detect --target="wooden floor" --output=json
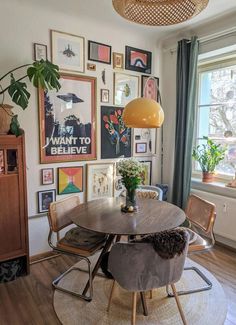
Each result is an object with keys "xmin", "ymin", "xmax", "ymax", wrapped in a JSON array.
[{"xmin": 0, "ymin": 245, "xmax": 235, "ymax": 325}]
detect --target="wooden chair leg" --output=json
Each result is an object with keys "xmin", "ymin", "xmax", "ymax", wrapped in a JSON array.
[
  {"xmin": 171, "ymin": 284, "xmax": 187, "ymax": 325},
  {"xmin": 107, "ymin": 280, "xmax": 116, "ymax": 312},
  {"xmin": 149, "ymin": 290, "xmax": 153, "ymax": 299},
  {"xmin": 132, "ymin": 292, "xmax": 137, "ymax": 325}
]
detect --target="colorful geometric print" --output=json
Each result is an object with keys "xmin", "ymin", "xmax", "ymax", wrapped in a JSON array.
[
  {"xmin": 130, "ymin": 51, "xmax": 147, "ymax": 68},
  {"xmin": 58, "ymin": 167, "xmax": 83, "ymax": 194}
]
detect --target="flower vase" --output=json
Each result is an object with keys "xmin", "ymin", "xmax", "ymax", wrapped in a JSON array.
[{"xmin": 126, "ymin": 188, "xmax": 137, "ymax": 208}]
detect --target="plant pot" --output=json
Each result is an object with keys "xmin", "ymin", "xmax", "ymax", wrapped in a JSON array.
[
  {"xmin": 202, "ymin": 172, "xmax": 214, "ymax": 183},
  {"xmin": 0, "ymin": 104, "xmax": 13, "ymax": 134}
]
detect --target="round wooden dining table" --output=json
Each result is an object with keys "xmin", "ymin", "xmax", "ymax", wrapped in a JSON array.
[{"xmin": 68, "ymin": 197, "xmax": 186, "ymax": 298}]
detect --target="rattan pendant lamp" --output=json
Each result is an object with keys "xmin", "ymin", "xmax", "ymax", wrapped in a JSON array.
[{"xmin": 112, "ymin": 0, "xmax": 209, "ymax": 26}]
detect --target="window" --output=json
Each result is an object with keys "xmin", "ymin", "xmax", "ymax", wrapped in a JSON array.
[{"xmin": 194, "ymin": 56, "xmax": 236, "ymax": 177}]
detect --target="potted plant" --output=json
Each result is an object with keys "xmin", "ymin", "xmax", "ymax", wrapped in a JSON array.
[
  {"xmin": 192, "ymin": 136, "xmax": 226, "ymax": 182},
  {"xmin": 0, "ymin": 59, "xmax": 60, "ymax": 136}
]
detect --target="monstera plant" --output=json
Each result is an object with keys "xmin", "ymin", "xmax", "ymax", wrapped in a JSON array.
[{"xmin": 0, "ymin": 59, "xmax": 60, "ymax": 136}]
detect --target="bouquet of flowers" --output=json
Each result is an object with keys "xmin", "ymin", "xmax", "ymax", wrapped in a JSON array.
[{"xmin": 117, "ymin": 158, "xmax": 144, "ymax": 210}]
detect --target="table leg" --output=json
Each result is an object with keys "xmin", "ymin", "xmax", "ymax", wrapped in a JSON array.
[
  {"xmin": 82, "ymin": 234, "xmax": 115, "ymax": 297},
  {"xmin": 140, "ymin": 292, "xmax": 148, "ymax": 316}
]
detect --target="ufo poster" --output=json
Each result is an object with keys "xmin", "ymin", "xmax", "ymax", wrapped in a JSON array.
[{"xmin": 39, "ymin": 74, "xmax": 97, "ymax": 163}]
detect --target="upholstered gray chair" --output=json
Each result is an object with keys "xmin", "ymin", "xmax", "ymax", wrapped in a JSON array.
[
  {"xmin": 107, "ymin": 234, "xmax": 189, "ymax": 325},
  {"xmin": 137, "ymin": 185, "xmax": 163, "ymax": 201}
]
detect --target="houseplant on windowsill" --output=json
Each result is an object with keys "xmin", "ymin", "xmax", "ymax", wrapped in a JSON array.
[
  {"xmin": 0, "ymin": 59, "xmax": 60, "ymax": 136},
  {"xmin": 117, "ymin": 158, "xmax": 144, "ymax": 211},
  {"xmin": 192, "ymin": 136, "xmax": 226, "ymax": 183}
]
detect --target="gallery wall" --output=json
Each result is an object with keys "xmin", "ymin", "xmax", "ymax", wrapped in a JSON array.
[{"xmin": 0, "ymin": 0, "xmax": 162, "ymax": 255}]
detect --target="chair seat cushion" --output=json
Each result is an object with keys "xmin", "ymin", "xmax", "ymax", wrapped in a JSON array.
[
  {"xmin": 136, "ymin": 189, "xmax": 158, "ymax": 200},
  {"xmin": 59, "ymin": 227, "xmax": 106, "ymax": 251}
]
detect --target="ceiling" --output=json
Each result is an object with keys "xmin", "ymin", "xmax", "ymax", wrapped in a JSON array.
[{"xmin": 25, "ymin": 0, "xmax": 236, "ymax": 40}]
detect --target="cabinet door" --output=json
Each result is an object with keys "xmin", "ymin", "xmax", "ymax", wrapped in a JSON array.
[{"xmin": 0, "ymin": 174, "xmax": 26, "ymax": 260}]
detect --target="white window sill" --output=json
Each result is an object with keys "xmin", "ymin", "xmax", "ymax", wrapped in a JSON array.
[{"xmin": 191, "ymin": 177, "xmax": 236, "ymax": 199}]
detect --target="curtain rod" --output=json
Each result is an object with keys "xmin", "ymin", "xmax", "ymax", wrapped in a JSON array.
[{"xmin": 164, "ymin": 27, "xmax": 236, "ymax": 54}]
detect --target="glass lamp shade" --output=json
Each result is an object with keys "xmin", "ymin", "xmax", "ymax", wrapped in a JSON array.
[{"xmin": 122, "ymin": 97, "xmax": 164, "ymax": 128}]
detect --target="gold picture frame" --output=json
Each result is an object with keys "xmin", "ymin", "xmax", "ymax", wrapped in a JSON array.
[{"xmin": 113, "ymin": 52, "xmax": 124, "ymax": 69}]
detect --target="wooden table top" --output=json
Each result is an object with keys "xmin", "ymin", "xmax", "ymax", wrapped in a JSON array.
[{"xmin": 68, "ymin": 197, "xmax": 186, "ymax": 236}]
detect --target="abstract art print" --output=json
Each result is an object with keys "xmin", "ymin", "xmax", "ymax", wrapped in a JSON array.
[
  {"xmin": 114, "ymin": 72, "xmax": 139, "ymax": 106},
  {"xmin": 101, "ymin": 106, "xmax": 131, "ymax": 159},
  {"xmin": 88, "ymin": 41, "xmax": 111, "ymax": 64},
  {"xmin": 51, "ymin": 30, "xmax": 85, "ymax": 73},
  {"xmin": 38, "ymin": 189, "xmax": 56, "ymax": 213},
  {"xmin": 133, "ymin": 128, "xmax": 156, "ymax": 156},
  {"xmin": 39, "ymin": 73, "xmax": 96, "ymax": 163},
  {"xmin": 141, "ymin": 75, "xmax": 160, "ymax": 101},
  {"xmin": 58, "ymin": 166, "xmax": 83, "ymax": 195},
  {"xmin": 125, "ymin": 46, "xmax": 152, "ymax": 74},
  {"xmin": 140, "ymin": 161, "xmax": 152, "ymax": 185},
  {"xmin": 87, "ymin": 163, "xmax": 114, "ymax": 201}
]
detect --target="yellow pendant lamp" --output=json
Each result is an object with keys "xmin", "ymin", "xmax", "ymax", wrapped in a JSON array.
[{"xmin": 122, "ymin": 77, "xmax": 164, "ymax": 128}]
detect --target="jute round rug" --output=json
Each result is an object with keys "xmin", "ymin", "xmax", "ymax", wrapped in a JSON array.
[{"xmin": 54, "ymin": 257, "xmax": 227, "ymax": 325}]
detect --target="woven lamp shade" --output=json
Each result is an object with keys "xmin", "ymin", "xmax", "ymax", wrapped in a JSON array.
[{"xmin": 112, "ymin": 0, "xmax": 209, "ymax": 26}]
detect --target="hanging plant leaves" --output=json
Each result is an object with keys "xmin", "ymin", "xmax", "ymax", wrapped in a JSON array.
[
  {"xmin": 10, "ymin": 115, "xmax": 22, "ymax": 137},
  {"xmin": 27, "ymin": 60, "xmax": 61, "ymax": 91},
  {"xmin": 8, "ymin": 74, "xmax": 30, "ymax": 110}
]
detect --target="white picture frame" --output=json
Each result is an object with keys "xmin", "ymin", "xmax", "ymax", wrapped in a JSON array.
[
  {"xmin": 87, "ymin": 163, "xmax": 115, "ymax": 201},
  {"xmin": 114, "ymin": 72, "xmax": 139, "ymax": 106},
  {"xmin": 133, "ymin": 128, "xmax": 156, "ymax": 156}
]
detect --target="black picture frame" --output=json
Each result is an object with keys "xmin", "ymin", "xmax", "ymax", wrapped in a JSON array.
[
  {"xmin": 41, "ymin": 168, "xmax": 54, "ymax": 185},
  {"xmin": 136, "ymin": 143, "xmax": 147, "ymax": 154},
  {"xmin": 141, "ymin": 75, "xmax": 160, "ymax": 100},
  {"xmin": 88, "ymin": 40, "xmax": 112, "ymax": 65},
  {"xmin": 125, "ymin": 46, "xmax": 152, "ymax": 74},
  {"xmin": 38, "ymin": 189, "xmax": 56, "ymax": 213},
  {"xmin": 101, "ymin": 105, "xmax": 131, "ymax": 159}
]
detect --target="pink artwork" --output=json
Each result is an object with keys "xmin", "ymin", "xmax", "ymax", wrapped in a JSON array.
[
  {"xmin": 130, "ymin": 51, "xmax": 147, "ymax": 68},
  {"xmin": 141, "ymin": 76, "xmax": 159, "ymax": 102}
]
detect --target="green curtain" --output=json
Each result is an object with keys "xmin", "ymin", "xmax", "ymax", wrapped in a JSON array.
[{"xmin": 172, "ymin": 36, "xmax": 199, "ymax": 209}]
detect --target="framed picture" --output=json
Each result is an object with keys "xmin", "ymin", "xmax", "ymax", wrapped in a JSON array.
[
  {"xmin": 39, "ymin": 73, "xmax": 97, "ymax": 163},
  {"xmin": 141, "ymin": 75, "xmax": 160, "ymax": 101},
  {"xmin": 0, "ymin": 150, "xmax": 4, "ymax": 174},
  {"xmin": 88, "ymin": 41, "xmax": 111, "ymax": 64},
  {"xmin": 113, "ymin": 52, "xmax": 124, "ymax": 69},
  {"xmin": 51, "ymin": 30, "xmax": 85, "ymax": 73},
  {"xmin": 136, "ymin": 142, "xmax": 147, "ymax": 154},
  {"xmin": 34, "ymin": 43, "xmax": 47, "ymax": 61},
  {"xmin": 114, "ymin": 72, "xmax": 139, "ymax": 106},
  {"xmin": 140, "ymin": 161, "xmax": 152, "ymax": 185},
  {"xmin": 125, "ymin": 46, "xmax": 152, "ymax": 74},
  {"xmin": 58, "ymin": 166, "xmax": 83, "ymax": 195},
  {"xmin": 114, "ymin": 176, "xmax": 126, "ymax": 197},
  {"xmin": 101, "ymin": 89, "xmax": 109, "ymax": 103},
  {"xmin": 87, "ymin": 63, "xmax": 96, "ymax": 71},
  {"xmin": 87, "ymin": 163, "xmax": 115, "ymax": 201},
  {"xmin": 38, "ymin": 189, "xmax": 56, "ymax": 213},
  {"xmin": 41, "ymin": 168, "xmax": 54, "ymax": 185},
  {"xmin": 101, "ymin": 105, "xmax": 131, "ymax": 159},
  {"xmin": 133, "ymin": 128, "xmax": 156, "ymax": 156}
]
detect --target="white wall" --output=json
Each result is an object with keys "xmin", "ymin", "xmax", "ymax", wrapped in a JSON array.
[{"xmin": 0, "ymin": 0, "xmax": 161, "ymax": 255}]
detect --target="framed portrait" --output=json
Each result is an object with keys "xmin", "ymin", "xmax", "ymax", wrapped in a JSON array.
[
  {"xmin": 136, "ymin": 142, "xmax": 147, "ymax": 154},
  {"xmin": 88, "ymin": 41, "xmax": 111, "ymax": 64},
  {"xmin": 101, "ymin": 89, "xmax": 109, "ymax": 103},
  {"xmin": 140, "ymin": 161, "xmax": 152, "ymax": 185},
  {"xmin": 87, "ymin": 163, "xmax": 115, "ymax": 201},
  {"xmin": 101, "ymin": 105, "xmax": 131, "ymax": 159},
  {"xmin": 39, "ymin": 73, "xmax": 97, "ymax": 163},
  {"xmin": 113, "ymin": 52, "xmax": 124, "ymax": 69},
  {"xmin": 51, "ymin": 30, "xmax": 85, "ymax": 73},
  {"xmin": 0, "ymin": 150, "xmax": 4, "ymax": 174},
  {"xmin": 114, "ymin": 72, "xmax": 139, "ymax": 106},
  {"xmin": 141, "ymin": 75, "xmax": 160, "ymax": 101},
  {"xmin": 38, "ymin": 189, "xmax": 56, "ymax": 213},
  {"xmin": 58, "ymin": 166, "xmax": 83, "ymax": 195},
  {"xmin": 125, "ymin": 46, "xmax": 152, "ymax": 74},
  {"xmin": 34, "ymin": 43, "xmax": 47, "ymax": 61},
  {"xmin": 114, "ymin": 176, "xmax": 126, "ymax": 197},
  {"xmin": 133, "ymin": 128, "xmax": 156, "ymax": 156},
  {"xmin": 41, "ymin": 168, "xmax": 54, "ymax": 185}
]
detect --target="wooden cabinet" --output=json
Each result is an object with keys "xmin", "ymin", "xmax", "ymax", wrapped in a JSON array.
[{"xmin": 0, "ymin": 133, "xmax": 29, "ymax": 280}]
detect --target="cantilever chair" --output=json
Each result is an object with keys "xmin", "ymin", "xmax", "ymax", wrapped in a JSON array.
[
  {"xmin": 107, "ymin": 234, "xmax": 189, "ymax": 325},
  {"xmin": 167, "ymin": 194, "xmax": 216, "ymax": 297},
  {"xmin": 47, "ymin": 195, "xmax": 106, "ymax": 301}
]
